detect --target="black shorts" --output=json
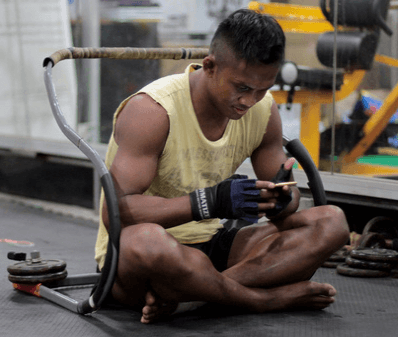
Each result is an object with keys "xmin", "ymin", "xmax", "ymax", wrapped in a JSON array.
[{"xmin": 184, "ymin": 219, "xmax": 251, "ymax": 272}]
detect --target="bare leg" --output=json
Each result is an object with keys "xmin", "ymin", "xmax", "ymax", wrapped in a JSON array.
[
  {"xmin": 111, "ymin": 216, "xmax": 347, "ymax": 324},
  {"xmin": 224, "ymin": 205, "xmax": 350, "ymax": 287},
  {"xmin": 114, "ymin": 223, "xmax": 294, "ymax": 320}
]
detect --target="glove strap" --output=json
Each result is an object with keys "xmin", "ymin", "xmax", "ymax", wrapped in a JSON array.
[{"xmin": 189, "ymin": 188, "xmax": 214, "ymax": 221}]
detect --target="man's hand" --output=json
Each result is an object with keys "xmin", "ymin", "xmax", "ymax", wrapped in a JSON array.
[
  {"xmin": 189, "ymin": 174, "xmax": 263, "ymax": 223},
  {"xmin": 189, "ymin": 158, "xmax": 296, "ymax": 223},
  {"xmin": 264, "ymin": 157, "xmax": 296, "ymax": 218}
]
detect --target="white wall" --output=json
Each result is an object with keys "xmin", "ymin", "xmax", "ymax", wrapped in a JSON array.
[{"xmin": 0, "ymin": 0, "xmax": 77, "ymax": 143}]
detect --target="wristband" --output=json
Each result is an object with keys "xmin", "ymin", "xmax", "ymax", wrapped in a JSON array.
[{"xmin": 189, "ymin": 188, "xmax": 216, "ymax": 220}]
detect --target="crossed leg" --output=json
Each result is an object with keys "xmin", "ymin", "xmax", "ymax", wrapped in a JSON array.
[
  {"xmin": 224, "ymin": 205, "xmax": 348, "ymax": 287},
  {"xmin": 112, "ymin": 205, "xmax": 349, "ymax": 323}
]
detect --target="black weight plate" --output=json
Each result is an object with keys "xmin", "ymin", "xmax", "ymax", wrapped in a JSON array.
[
  {"xmin": 336, "ymin": 263, "xmax": 390, "ymax": 278},
  {"xmin": 323, "ymin": 247, "xmax": 350, "ymax": 267},
  {"xmin": 362, "ymin": 216, "xmax": 398, "ymax": 239},
  {"xmin": 345, "ymin": 256, "xmax": 394, "ymax": 271},
  {"xmin": 327, "ymin": 248, "xmax": 349, "ymax": 262},
  {"xmin": 8, "ymin": 270, "xmax": 68, "ymax": 284},
  {"xmin": 322, "ymin": 261, "xmax": 341, "ymax": 268},
  {"xmin": 7, "ymin": 259, "xmax": 66, "ymax": 276},
  {"xmin": 390, "ymin": 269, "xmax": 398, "ymax": 278},
  {"xmin": 327, "ymin": 255, "xmax": 345, "ymax": 262},
  {"xmin": 350, "ymin": 248, "xmax": 398, "ymax": 262},
  {"xmin": 357, "ymin": 233, "xmax": 386, "ymax": 249}
]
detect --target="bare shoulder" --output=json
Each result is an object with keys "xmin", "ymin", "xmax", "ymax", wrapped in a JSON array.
[
  {"xmin": 114, "ymin": 93, "xmax": 169, "ymax": 157},
  {"xmin": 109, "ymin": 93, "xmax": 170, "ymax": 196},
  {"xmin": 264, "ymin": 101, "xmax": 283, "ymax": 144},
  {"xmin": 251, "ymin": 100, "xmax": 286, "ymax": 180}
]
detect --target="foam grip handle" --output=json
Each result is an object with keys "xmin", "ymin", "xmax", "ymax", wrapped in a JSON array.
[{"xmin": 43, "ymin": 47, "xmax": 209, "ymax": 67}]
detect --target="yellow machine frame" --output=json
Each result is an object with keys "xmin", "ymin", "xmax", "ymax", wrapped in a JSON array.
[{"xmin": 249, "ymin": 1, "xmax": 398, "ymax": 176}]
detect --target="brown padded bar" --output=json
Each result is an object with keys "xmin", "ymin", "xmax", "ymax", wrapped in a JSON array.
[{"xmin": 43, "ymin": 47, "xmax": 209, "ymax": 67}]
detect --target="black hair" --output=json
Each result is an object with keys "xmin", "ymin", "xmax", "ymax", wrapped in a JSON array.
[{"xmin": 209, "ymin": 9, "xmax": 285, "ymax": 66}]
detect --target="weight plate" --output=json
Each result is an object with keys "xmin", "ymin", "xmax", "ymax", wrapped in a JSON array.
[
  {"xmin": 390, "ymin": 269, "xmax": 398, "ymax": 278},
  {"xmin": 336, "ymin": 263, "xmax": 390, "ymax": 278},
  {"xmin": 362, "ymin": 216, "xmax": 398, "ymax": 240},
  {"xmin": 350, "ymin": 248, "xmax": 398, "ymax": 262},
  {"xmin": 357, "ymin": 233, "xmax": 386, "ymax": 249},
  {"xmin": 327, "ymin": 255, "xmax": 345, "ymax": 262},
  {"xmin": 322, "ymin": 261, "xmax": 341, "ymax": 268},
  {"xmin": 327, "ymin": 248, "xmax": 349, "ymax": 262},
  {"xmin": 7, "ymin": 259, "xmax": 66, "ymax": 276},
  {"xmin": 8, "ymin": 270, "xmax": 68, "ymax": 284},
  {"xmin": 345, "ymin": 256, "xmax": 394, "ymax": 271}
]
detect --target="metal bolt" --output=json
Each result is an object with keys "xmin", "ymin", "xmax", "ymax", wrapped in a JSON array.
[{"xmin": 30, "ymin": 251, "xmax": 41, "ymax": 263}]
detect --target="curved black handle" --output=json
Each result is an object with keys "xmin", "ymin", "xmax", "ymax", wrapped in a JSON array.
[
  {"xmin": 284, "ymin": 138, "xmax": 327, "ymax": 206},
  {"xmin": 85, "ymin": 173, "xmax": 120, "ymax": 313},
  {"xmin": 77, "ymin": 173, "xmax": 120, "ymax": 314}
]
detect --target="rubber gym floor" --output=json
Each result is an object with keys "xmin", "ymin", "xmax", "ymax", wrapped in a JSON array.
[{"xmin": 1, "ymin": 195, "xmax": 398, "ymax": 337}]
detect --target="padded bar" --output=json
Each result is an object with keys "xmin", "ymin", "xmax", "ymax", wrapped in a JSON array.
[
  {"xmin": 43, "ymin": 47, "xmax": 209, "ymax": 67},
  {"xmin": 317, "ymin": 31, "xmax": 379, "ymax": 70}
]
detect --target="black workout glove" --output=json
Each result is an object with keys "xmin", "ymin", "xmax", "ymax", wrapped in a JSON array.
[
  {"xmin": 266, "ymin": 163, "xmax": 293, "ymax": 217},
  {"xmin": 189, "ymin": 174, "xmax": 262, "ymax": 223}
]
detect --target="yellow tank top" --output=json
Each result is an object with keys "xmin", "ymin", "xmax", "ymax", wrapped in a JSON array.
[{"xmin": 95, "ymin": 64, "xmax": 273, "ymax": 268}]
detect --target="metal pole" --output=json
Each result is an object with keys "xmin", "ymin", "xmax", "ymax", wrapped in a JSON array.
[
  {"xmin": 391, "ymin": 10, "xmax": 398, "ymax": 87},
  {"xmin": 331, "ymin": 0, "xmax": 339, "ymax": 175},
  {"xmin": 81, "ymin": 0, "xmax": 100, "ymax": 144},
  {"xmin": 81, "ymin": 0, "xmax": 101, "ymax": 211}
]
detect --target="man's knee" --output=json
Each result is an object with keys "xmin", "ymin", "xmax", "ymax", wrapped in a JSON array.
[
  {"xmin": 321, "ymin": 205, "xmax": 349, "ymax": 232},
  {"xmin": 119, "ymin": 223, "xmax": 182, "ymax": 271},
  {"xmin": 314, "ymin": 205, "xmax": 350, "ymax": 247}
]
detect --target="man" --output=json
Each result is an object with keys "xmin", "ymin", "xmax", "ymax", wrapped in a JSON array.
[{"xmin": 95, "ymin": 9, "xmax": 349, "ymax": 324}]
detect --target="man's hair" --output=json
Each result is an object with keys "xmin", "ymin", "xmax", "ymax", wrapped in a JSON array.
[{"xmin": 209, "ymin": 9, "xmax": 285, "ymax": 66}]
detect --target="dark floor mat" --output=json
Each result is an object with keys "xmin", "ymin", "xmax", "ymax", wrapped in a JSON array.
[{"xmin": 1, "ymin": 198, "xmax": 397, "ymax": 337}]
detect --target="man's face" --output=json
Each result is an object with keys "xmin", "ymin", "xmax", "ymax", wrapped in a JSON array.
[{"xmin": 208, "ymin": 57, "xmax": 279, "ymax": 120}]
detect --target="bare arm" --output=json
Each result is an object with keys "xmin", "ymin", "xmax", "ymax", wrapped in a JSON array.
[
  {"xmin": 102, "ymin": 94, "xmax": 193, "ymax": 230},
  {"xmin": 251, "ymin": 101, "xmax": 300, "ymax": 219}
]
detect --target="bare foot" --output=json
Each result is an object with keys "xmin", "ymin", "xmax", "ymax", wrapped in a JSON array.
[
  {"xmin": 141, "ymin": 281, "xmax": 335, "ymax": 323},
  {"xmin": 255, "ymin": 281, "xmax": 336, "ymax": 312},
  {"xmin": 141, "ymin": 290, "xmax": 178, "ymax": 324}
]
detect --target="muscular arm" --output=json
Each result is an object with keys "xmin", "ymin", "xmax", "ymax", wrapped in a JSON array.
[
  {"xmin": 102, "ymin": 94, "xmax": 193, "ymax": 230},
  {"xmin": 251, "ymin": 101, "xmax": 300, "ymax": 219}
]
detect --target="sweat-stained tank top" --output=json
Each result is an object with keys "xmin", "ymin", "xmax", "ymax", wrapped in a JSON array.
[{"xmin": 95, "ymin": 64, "xmax": 274, "ymax": 269}]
